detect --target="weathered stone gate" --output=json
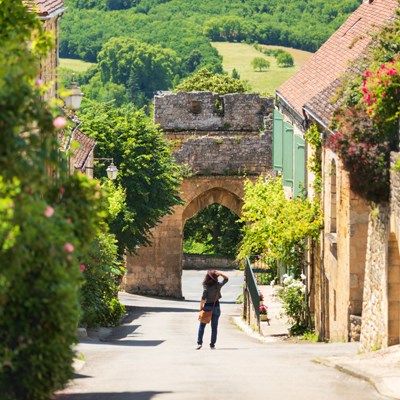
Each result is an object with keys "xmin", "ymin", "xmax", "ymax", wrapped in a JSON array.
[{"xmin": 122, "ymin": 92, "xmax": 274, "ymax": 298}]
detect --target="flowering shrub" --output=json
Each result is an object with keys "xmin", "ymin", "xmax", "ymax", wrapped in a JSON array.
[
  {"xmin": 362, "ymin": 55, "xmax": 400, "ymax": 134},
  {"xmin": 259, "ymin": 304, "xmax": 268, "ymax": 315},
  {"xmin": 329, "ymin": 53, "xmax": 400, "ymax": 202},
  {"xmin": 259, "ymin": 292, "xmax": 264, "ymax": 301},
  {"xmin": 275, "ymin": 274, "xmax": 307, "ymax": 335}
]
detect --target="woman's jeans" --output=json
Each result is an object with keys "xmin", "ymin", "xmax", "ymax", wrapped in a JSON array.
[{"xmin": 197, "ymin": 304, "xmax": 221, "ymax": 347}]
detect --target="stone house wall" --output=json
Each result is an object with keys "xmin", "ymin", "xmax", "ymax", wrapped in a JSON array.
[{"xmin": 40, "ymin": 18, "xmax": 58, "ymax": 101}]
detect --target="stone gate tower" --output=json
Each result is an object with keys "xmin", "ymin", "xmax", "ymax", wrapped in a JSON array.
[{"xmin": 122, "ymin": 92, "xmax": 274, "ymax": 298}]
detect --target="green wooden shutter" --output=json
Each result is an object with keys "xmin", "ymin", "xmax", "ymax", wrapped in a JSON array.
[
  {"xmin": 283, "ymin": 121, "xmax": 293, "ymax": 188},
  {"xmin": 272, "ymin": 109, "xmax": 283, "ymax": 171},
  {"xmin": 294, "ymin": 135, "xmax": 306, "ymax": 198}
]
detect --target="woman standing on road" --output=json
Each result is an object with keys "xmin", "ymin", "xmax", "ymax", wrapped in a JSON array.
[{"xmin": 196, "ymin": 269, "xmax": 229, "ymax": 350}]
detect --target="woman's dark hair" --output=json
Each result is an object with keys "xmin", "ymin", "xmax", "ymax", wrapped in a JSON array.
[{"xmin": 203, "ymin": 270, "xmax": 218, "ymax": 286}]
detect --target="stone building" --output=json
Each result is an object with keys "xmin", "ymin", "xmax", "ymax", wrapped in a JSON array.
[
  {"xmin": 25, "ymin": 0, "xmax": 95, "ymax": 178},
  {"xmin": 24, "ymin": 0, "xmax": 66, "ymax": 101},
  {"xmin": 123, "ymin": 92, "xmax": 274, "ymax": 298},
  {"xmin": 273, "ymin": 0, "xmax": 399, "ymax": 348}
]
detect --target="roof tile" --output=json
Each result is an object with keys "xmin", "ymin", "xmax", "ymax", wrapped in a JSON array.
[
  {"xmin": 277, "ymin": 0, "xmax": 398, "ymax": 124},
  {"xmin": 24, "ymin": 0, "xmax": 65, "ymax": 17}
]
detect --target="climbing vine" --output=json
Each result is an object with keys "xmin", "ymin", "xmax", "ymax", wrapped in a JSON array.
[{"xmin": 305, "ymin": 123, "xmax": 322, "ymax": 196}]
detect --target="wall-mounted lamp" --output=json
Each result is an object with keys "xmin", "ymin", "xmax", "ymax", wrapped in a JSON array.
[
  {"xmin": 94, "ymin": 158, "xmax": 119, "ymax": 180},
  {"xmin": 62, "ymin": 74, "xmax": 84, "ymax": 110}
]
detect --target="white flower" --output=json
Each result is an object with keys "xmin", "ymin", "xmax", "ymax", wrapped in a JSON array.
[{"xmin": 301, "ymin": 273, "xmax": 306, "ymax": 280}]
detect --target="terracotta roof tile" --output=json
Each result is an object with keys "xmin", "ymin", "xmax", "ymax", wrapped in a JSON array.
[
  {"xmin": 277, "ymin": 0, "xmax": 398, "ymax": 123},
  {"xmin": 72, "ymin": 130, "xmax": 96, "ymax": 171},
  {"xmin": 24, "ymin": 0, "xmax": 65, "ymax": 17}
]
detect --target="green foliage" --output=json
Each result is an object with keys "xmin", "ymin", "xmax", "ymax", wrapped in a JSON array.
[
  {"xmin": 231, "ymin": 68, "xmax": 240, "ymax": 80},
  {"xmin": 80, "ymin": 232, "xmax": 126, "ymax": 328},
  {"xmin": 305, "ymin": 124, "xmax": 322, "ymax": 195},
  {"xmin": 81, "ymin": 37, "xmax": 180, "ymax": 107},
  {"xmin": 275, "ymin": 275, "xmax": 308, "ymax": 335},
  {"xmin": 251, "ymin": 57, "xmax": 270, "ymax": 72},
  {"xmin": 0, "ymin": 2, "xmax": 106, "ymax": 398},
  {"xmin": 183, "ymin": 204, "xmax": 244, "ymax": 257},
  {"xmin": 61, "ymin": 0, "xmax": 360, "ymax": 69},
  {"xmin": 238, "ymin": 176, "xmax": 322, "ymax": 271},
  {"xmin": 79, "ymin": 101, "xmax": 183, "ymax": 254},
  {"xmin": 175, "ymin": 68, "xmax": 249, "ymax": 94},
  {"xmin": 276, "ymin": 52, "xmax": 294, "ymax": 67}
]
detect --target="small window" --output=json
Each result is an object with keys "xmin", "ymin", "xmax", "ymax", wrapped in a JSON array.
[
  {"xmin": 190, "ymin": 100, "xmax": 202, "ymax": 114},
  {"xmin": 213, "ymin": 98, "xmax": 224, "ymax": 116}
]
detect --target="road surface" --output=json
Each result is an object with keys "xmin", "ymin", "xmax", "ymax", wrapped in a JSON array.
[{"xmin": 57, "ymin": 270, "xmax": 386, "ymax": 400}]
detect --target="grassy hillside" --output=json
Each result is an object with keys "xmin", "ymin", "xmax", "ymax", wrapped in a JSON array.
[
  {"xmin": 59, "ymin": 58, "xmax": 95, "ymax": 72},
  {"xmin": 212, "ymin": 42, "xmax": 313, "ymax": 96}
]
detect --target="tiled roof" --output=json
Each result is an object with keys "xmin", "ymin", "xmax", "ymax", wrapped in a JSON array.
[
  {"xmin": 277, "ymin": 0, "xmax": 398, "ymax": 124},
  {"xmin": 72, "ymin": 130, "xmax": 96, "ymax": 171},
  {"xmin": 24, "ymin": 0, "xmax": 65, "ymax": 17}
]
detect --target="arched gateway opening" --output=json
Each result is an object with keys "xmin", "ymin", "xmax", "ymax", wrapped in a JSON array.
[{"xmin": 123, "ymin": 177, "xmax": 245, "ymax": 298}]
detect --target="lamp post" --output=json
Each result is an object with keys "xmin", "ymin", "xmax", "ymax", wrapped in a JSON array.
[
  {"xmin": 94, "ymin": 158, "xmax": 119, "ymax": 180},
  {"xmin": 62, "ymin": 74, "xmax": 84, "ymax": 110}
]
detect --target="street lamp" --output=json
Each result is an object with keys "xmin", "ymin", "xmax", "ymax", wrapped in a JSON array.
[
  {"xmin": 94, "ymin": 158, "xmax": 119, "ymax": 180},
  {"xmin": 62, "ymin": 74, "xmax": 84, "ymax": 110}
]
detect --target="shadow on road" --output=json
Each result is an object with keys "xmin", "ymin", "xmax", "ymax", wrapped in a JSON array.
[{"xmin": 56, "ymin": 391, "xmax": 172, "ymax": 400}]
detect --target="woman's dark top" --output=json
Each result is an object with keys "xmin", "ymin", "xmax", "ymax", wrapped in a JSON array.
[{"xmin": 202, "ymin": 278, "xmax": 228, "ymax": 305}]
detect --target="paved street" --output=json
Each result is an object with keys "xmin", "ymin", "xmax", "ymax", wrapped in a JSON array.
[{"xmin": 58, "ymin": 270, "xmax": 387, "ymax": 400}]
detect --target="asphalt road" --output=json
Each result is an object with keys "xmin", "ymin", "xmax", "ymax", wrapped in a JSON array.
[{"xmin": 57, "ymin": 270, "xmax": 386, "ymax": 400}]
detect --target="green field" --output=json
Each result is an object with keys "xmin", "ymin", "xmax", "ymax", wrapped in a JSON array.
[
  {"xmin": 212, "ymin": 42, "xmax": 313, "ymax": 96},
  {"xmin": 59, "ymin": 58, "xmax": 95, "ymax": 72}
]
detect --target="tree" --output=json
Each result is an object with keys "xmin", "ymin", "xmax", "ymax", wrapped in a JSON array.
[
  {"xmin": 231, "ymin": 68, "xmax": 241, "ymax": 80},
  {"xmin": 251, "ymin": 57, "xmax": 270, "ymax": 72},
  {"xmin": 79, "ymin": 102, "xmax": 183, "ymax": 254},
  {"xmin": 175, "ymin": 68, "xmax": 250, "ymax": 94},
  {"xmin": 277, "ymin": 52, "xmax": 294, "ymax": 67},
  {"xmin": 238, "ymin": 176, "xmax": 322, "ymax": 273},
  {"xmin": 0, "ymin": 2, "xmax": 105, "ymax": 399},
  {"xmin": 93, "ymin": 37, "xmax": 180, "ymax": 107}
]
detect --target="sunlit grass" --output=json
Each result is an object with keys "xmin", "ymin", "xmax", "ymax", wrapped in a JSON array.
[
  {"xmin": 59, "ymin": 58, "xmax": 95, "ymax": 72},
  {"xmin": 212, "ymin": 42, "xmax": 313, "ymax": 96}
]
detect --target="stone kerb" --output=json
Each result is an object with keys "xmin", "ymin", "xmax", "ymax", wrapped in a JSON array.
[{"xmin": 154, "ymin": 91, "xmax": 273, "ymax": 132}]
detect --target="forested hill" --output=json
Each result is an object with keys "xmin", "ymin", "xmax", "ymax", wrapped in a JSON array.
[{"xmin": 61, "ymin": 0, "xmax": 361, "ymax": 66}]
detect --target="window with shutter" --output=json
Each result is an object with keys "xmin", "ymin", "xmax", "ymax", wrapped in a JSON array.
[
  {"xmin": 293, "ymin": 134, "xmax": 306, "ymax": 198},
  {"xmin": 283, "ymin": 121, "xmax": 293, "ymax": 188},
  {"xmin": 272, "ymin": 109, "xmax": 283, "ymax": 171}
]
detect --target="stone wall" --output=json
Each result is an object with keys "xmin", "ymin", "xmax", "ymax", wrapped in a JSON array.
[
  {"xmin": 41, "ymin": 18, "xmax": 58, "ymax": 102},
  {"xmin": 154, "ymin": 92, "xmax": 273, "ymax": 132},
  {"xmin": 171, "ymin": 134, "xmax": 272, "ymax": 176},
  {"xmin": 183, "ymin": 254, "xmax": 238, "ymax": 270},
  {"xmin": 360, "ymin": 204, "xmax": 389, "ymax": 351}
]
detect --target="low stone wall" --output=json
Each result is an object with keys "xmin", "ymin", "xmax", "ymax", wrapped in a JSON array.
[{"xmin": 183, "ymin": 254, "xmax": 238, "ymax": 270}]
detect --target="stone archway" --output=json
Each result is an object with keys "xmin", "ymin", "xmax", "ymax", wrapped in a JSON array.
[
  {"xmin": 122, "ymin": 92, "xmax": 274, "ymax": 298},
  {"xmin": 123, "ymin": 176, "xmax": 246, "ymax": 298}
]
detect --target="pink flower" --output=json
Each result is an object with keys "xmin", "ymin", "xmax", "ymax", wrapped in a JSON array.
[
  {"xmin": 59, "ymin": 187, "xmax": 65, "ymax": 195},
  {"xmin": 80, "ymin": 264, "xmax": 86, "ymax": 272},
  {"xmin": 387, "ymin": 68, "xmax": 398, "ymax": 76},
  {"xmin": 64, "ymin": 243, "xmax": 74, "ymax": 253},
  {"xmin": 44, "ymin": 206, "xmax": 54, "ymax": 218},
  {"xmin": 66, "ymin": 218, "xmax": 72, "ymax": 224},
  {"xmin": 53, "ymin": 116, "xmax": 67, "ymax": 129},
  {"xmin": 35, "ymin": 79, "xmax": 43, "ymax": 88}
]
